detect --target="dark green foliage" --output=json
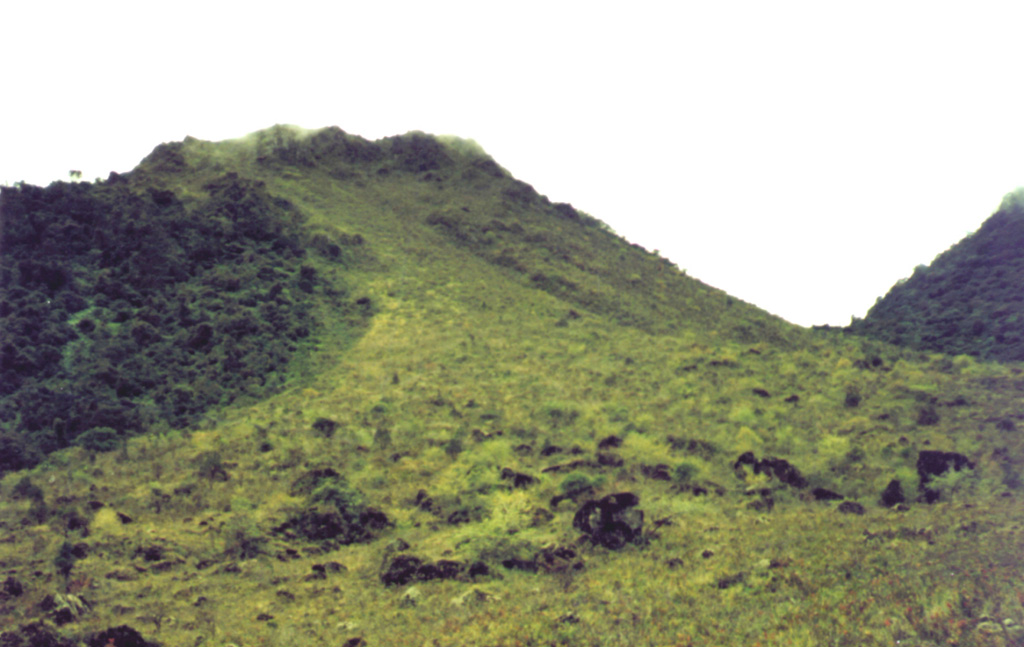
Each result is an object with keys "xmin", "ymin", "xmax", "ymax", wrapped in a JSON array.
[
  {"xmin": 11, "ymin": 476, "xmax": 43, "ymax": 502},
  {"xmin": 673, "ymin": 461, "xmax": 700, "ymax": 485},
  {"xmin": 73, "ymin": 427, "xmax": 120, "ymax": 453},
  {"xmin": 849, "ymin": 193, "xmax": 1024, "ymax": 361},
  {"xmin": 0, "ymin": 175, "xmax": 371, "ymax": 474},
  {"xmin": 1, "ymin": 621, "xmax": 78, "ymax": 647},
  {"xmin": 312, "ymin": 417, "xmax": 338, "ymax": 437},
  {"xmin": 54, "ymin": 542, "xmax": 77, "ymax": 580},
  {"xmin": 559, "ymin": 472, "xmax": 600, "ymax": 497},
  {"xmin": 194, "ymin": 451, "xmax": 229, "ymax": 481},
  {"xmin": 223, "ymin": 515, "xmax": 267, "ymax": 559},
  {"xmin": 844, "ymin": 389, "xmax": 861, "ymax": 408},
  {"xmin": 279, "ymin": 469, "xmax": 385, "ymax": 545}
]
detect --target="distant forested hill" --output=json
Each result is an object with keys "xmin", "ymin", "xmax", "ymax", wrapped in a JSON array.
[{"xmin": 848, "ymin": 190, "xmax": 1024, "ymax": 362}]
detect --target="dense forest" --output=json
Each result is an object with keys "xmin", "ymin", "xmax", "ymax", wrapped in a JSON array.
[
  {"xmin": 848, "ymin": 190, "xmax": 1024, "ymax": 362},
  {"xmin": 0, "ymin": 170, "xmax": 368, "ymax": 473}
]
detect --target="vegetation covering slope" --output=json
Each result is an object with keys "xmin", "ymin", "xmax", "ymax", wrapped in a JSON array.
[
  {"xmin": 0, "ymin": 126, "xmax": 1022, "ymax": 647},
  {"xmin": 848, "ymin": 189, "xmax": 1024, "ymax": 362}
]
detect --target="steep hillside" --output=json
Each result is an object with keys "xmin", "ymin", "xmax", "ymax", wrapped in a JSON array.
[
  {"xmin": 0, "ymin": 127, "xmax": 1022, "ymax": 647},
  {"xmin": 848, "ymin": 190, "xmax": 1024, "ymax": 362}
]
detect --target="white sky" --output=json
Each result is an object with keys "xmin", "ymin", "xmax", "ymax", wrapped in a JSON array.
[{"xmin": 3, "ymin": 1, "xmax": 1024, "ymax": 327}]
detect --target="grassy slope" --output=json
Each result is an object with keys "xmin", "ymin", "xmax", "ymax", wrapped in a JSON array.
[{"xmin": 1, "ymin": 127, "xmax": 1023, "ymax": 647}]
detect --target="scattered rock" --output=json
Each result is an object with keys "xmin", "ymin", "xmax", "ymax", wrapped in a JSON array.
[
  {"xmin": 312, "ymin": 418, "xmax": 338, "ymax": 437},
  {"xmin": 1, "ymin": 621, "xmax": 76, "ymax": 647},
  {"xmin": 501, "ymin": 558, "xmax": 538, "ymax": 573},
  {"xmin": 2, "ymin": 576, "xmax": 24, "ymax": 598},
  {"xmin": 597, "ymin": 435, "xmax": 622, "ymax": 449},
  {"xmin": 134, "ymin": 545, "xmax": 165, "ymax": 562},
  {"xmin": 916, "ymin": 407, "xmax": 940, "ymax": 426},
  {"xmin": 733, "ymin": 453, "xmax": 808, "ymax": 489},
  {"xmin": 380, "ymin": 554, "xmax": 468, "ymax": 586},
  {"xmin": 536, "ymin": 545, "xmax": 582, "ymax": 573},
  {"xmin": 105, "ymin": 569, "xmax": 138, "ymax": 582},
  {"xmin": 837, "ymin": 501, "xmax": 865, "ymax": 515},
  {"xmin": 811, "ymin": 488, "xmax": 844, "ymax": 501},
  {"xmin": 381, "ymin": 555, "xmax": 424, "ymax": 587},
  {"xmin": 717, "ymin": 572, "xmax": 745, "ymax": 589},
  {"xmin": 916, "ymin": 450, "xmax": 974, "ymax": 501},
  {"xmin": 276, "ymin": 589, "xmax": 295, "ymax": 602},
  {"xmin": 87, "ymin": 625, "xmax": 154, "ymax": 647},
  {"xmin": 640, "ymin": 464, "xmax": 672, "ymax": 480},
  {"xmin": 499, "ymin": 468, "xmax": 537, "ymax": 489},
  {"xmin": 573, "ymin": 492, "xmax": 644, "ymax": 550},
  {"xmin": 41, "ymin": 593, "xmax": 90, "ymax": 625},
  {"xmin": 880, "ymin": 479, "xmax": 905, "ymax": 507},
  {"xmin": 468, "ymin": 561, "xmax": 490, "ymax": 578}
]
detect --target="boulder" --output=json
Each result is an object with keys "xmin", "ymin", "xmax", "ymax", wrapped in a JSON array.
[
  {"xmin": 87, "ymin": 625, "xmax": 155, "ymax": 647},
  {"xmin": 1, "ymin": 621, "xmax": 76, "ymax": 647},
  {"xmin": 837, "ymin": 501, "xmax": 865, "ymax": 515},
  {"xmin": 916, "ymin": 450, "xmax": 974, "ymax": 502},
  {"xmin": 733, "ymin": 453, "xmax": 808, "ymax": 489},
  {"xmin": 380, "ymin": 555, "xmax": 423, "ymax": 587},
  {"xmin": 880, "ymin": 479, "xmax": 905, "ymax": 507},
  {"xmin": 597, "ymin": 435, "xmax": 622, "ymax": 449},
  {"xmin": 499, "ymin": 468, "xmax": 537, "ymax": 489},
  {"xmin": 811, "ymin": 488, "xmax": 844, "ymax": 501},
  {"xmin": 573, "ymin": 492, "xmax": 644, "ymax": 549}
]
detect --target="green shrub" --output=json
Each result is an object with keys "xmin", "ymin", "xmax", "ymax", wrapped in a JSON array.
[
  {"xmin": 560, "ymin": 472, "xmax": 603, "ymax": 497},
  {"xmin": 194, "ymin": 451, "xmax": 229, "ymax": 481},
  {"xmin": 310, "ymin": 479, "xmax": 364, "ymax": 512},
  {"xmin": 674, "ymin": 461, "xmax": 701, "ymax": 485},
  {"xmin": 54, "ymin": 541, "xmax": 77, "ymax": 579},
  {"xmin": 74, "ymin": 427, "xmax": 120, "ymax": 453},
  {"xmin": 222, "ymin": 514, "xmax": 267, "ymax": 558},
  {"xmin": 11, "ymin": 476, "xmax": 44, "ymax": 502}
]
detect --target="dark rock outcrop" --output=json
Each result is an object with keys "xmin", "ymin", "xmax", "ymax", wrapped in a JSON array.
[
  {"xmin": 380, "ymin": 554, "xmax": 468, "ymax": 586},
  {"xmin": 916, "ymin": 450, "xmax": 974, "ymax": 502},
  {"xmin": 733, "ymin": 453, "xmax": 808, "ymax": 489},
  {"xmin": 573, "ymin": 492, "xmax": 644, "ymax": 549},
  {"xmin": 837, "ymin": 501, "xmax": 865, "ymax": 515},
  {"xmin": 880, "ymin": 479, "xmax": 905, "ymax": 507},
  {"xmin": 87, "ymin": 625, "xmax": 156, "ymax": 647},
  {"xmin": 500, "ymin": 468, "xmax": 537, "ymax": 489},
  {"xmin": 811, "ymin": 487, "xmax": 844, "ymax": 501}
]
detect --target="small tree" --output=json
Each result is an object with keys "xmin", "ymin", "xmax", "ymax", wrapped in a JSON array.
[{"xmin": 54, "ymin": 541, "xmax": 77, "ymax": 584}]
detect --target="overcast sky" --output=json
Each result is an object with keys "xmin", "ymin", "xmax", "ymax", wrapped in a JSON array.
[{"xmin": 3, "ymin": 1, "xmax": 1023, "ymax": 326}]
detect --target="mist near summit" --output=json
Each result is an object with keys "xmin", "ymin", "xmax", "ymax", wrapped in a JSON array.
[{"xmin": 3, "ymin": 1, "xmax": 1023, "ymax": 327}]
